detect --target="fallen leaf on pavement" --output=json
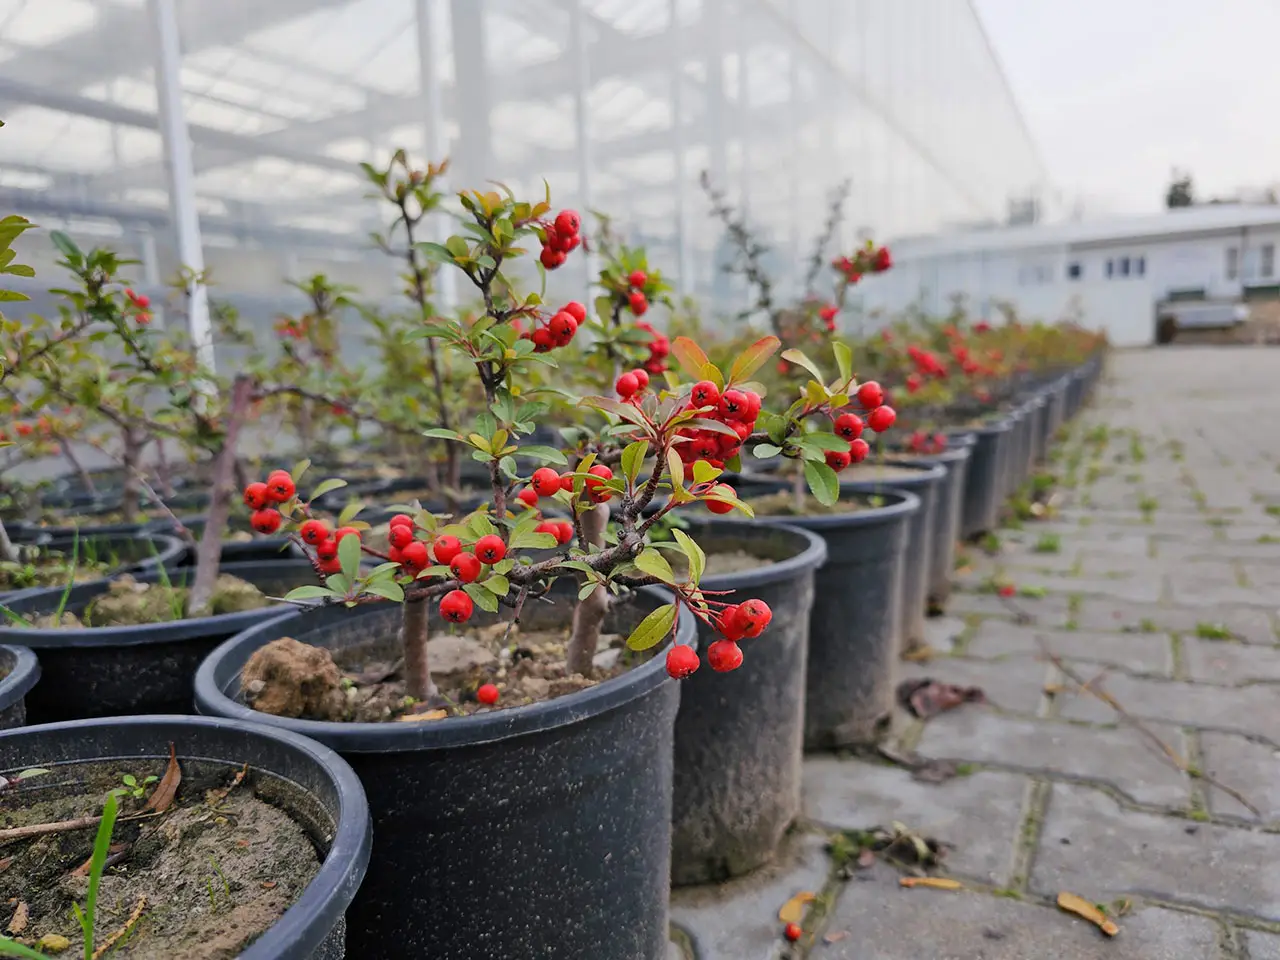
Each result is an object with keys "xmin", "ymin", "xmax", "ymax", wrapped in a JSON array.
[
  {"xmin": 899, "ymin": 877, "xmax": 962, "ymax": 891},
  {"xmin": 6, "ymin": 899, "xmax": 28, "ymax": 934},
  {"xmin": 824, "ymin": 931, "xmax": 849, "ymax": 943},
  {"xmin": 778, "ymin": 891, "xmax": 816, "ymax": 923},
  {"xmin": 902, "ymin": 646, "xmax": 937, "ymax": 663},
  {"xmin": 911, "ymin": 758, "xmax": 964, "ymax": 784},
  {"xmin": 856, "ymin": 849, "xmax": 876, "ymax": 869},
  {"xmin": 142, "ymin": 743, "xmax": 181, "ymax": 814},
  {"xmin": 1057, "ymin": 891, "xmax": 1119, "ymax": 936},
  {"xmin": 897, "ymin": 678, "xmax": 987, "ymax": 719}
]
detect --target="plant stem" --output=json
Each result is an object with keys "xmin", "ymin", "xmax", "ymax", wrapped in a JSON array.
[
  {"xmin": 0, "ymin": 518, "xmax": 17, "ymax": 564},
  {"xmin": 120, "ymin": 429, "xmax": 142, "ymax": 518},
  {"xmin": 59, "ymin": 438, "xmax": 96, "ymax": 498},
  {"xmin": 566, "ymin": 503, "xmax": 610, "ymax": 677},
  {"xmin": 401, "ymin": 597, "xmax": 435, "ymax": 700},
  {"xmin": 187, "ymin": 376, "xmax": 252, "ymax": 617}
]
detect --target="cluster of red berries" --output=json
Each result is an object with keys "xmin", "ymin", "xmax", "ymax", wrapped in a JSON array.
[
  {"xmin": 522, "ymin": 301, "xmax": 586, "ymax": 354},
  {"xmin": 513, "ymin": 467, "xmax": 591, "ymax": 544},
  {"xmin": 124, "ymin": 288, "xmax": 152, "ymax": 325},
  {"xmin": 635, "ymin": 321, "xmax": 670, "ymax": 377},
  {"xmin": 905, "ymin": 430, "xmax": 949, "ymax": 455},
  {"xmin": 274, "ymin": 316, "xmax": 309, "ymax": 340},
  {"xmin": 1, "ymin": 415, "xmax": 52, "ymax": 442},
  {"xmin": 243, "ymin": 470, "xmax": 298, "ymax": 535},
  {"xmin": 664, "ymin": 598, "xmax": 774, "ymax": 679},
  {"xmin": 832, "ymin": 245, "xmax": 892, "ymax": 285},
  {"xmin": 904, "ymin": 344, "xmax": 948, "ymax": 394},
  {"xmin": 676, "ymin": 379, "xmax": 761, "ymax": 477},
  {"xmin": 823, "ymin": 381, "xmax": 896, "ymax": 472},
  {"xmin": 624, "ymin": 270, "xmax": 649, "ymax": 317},
  {"xmin": 615, "ymin": 366, "xmax": 652, "ymax": 401},
  {"xmin": 388, "ymin": 516, "xmax": 508, "ymax": 624},
  {"xmin": 539, "ymin": 210, "xmax": 582, "ymax": 270},
  {"xmin": 818, "ymin": 303, "xmax": 839, "ymax": 333}
]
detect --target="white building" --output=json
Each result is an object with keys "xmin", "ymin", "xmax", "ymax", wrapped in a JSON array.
[{"xmin": 857, "ymin": 205, "xmax": 1280, "ymax": 347}]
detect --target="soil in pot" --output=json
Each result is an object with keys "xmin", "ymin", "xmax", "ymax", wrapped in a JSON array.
[
  {"xmin": 0, "ymin": 545, "xmax": 112, "ymax": 593},
  {"xmin": 31, "ymin": 574, "xmax": 269, "ymax": 629},
  {"xmin": 744, "ymin": 490, "xmax": 875, "ymax": 517},
  {"xmin": 0, "ymin": 758, "xmax": 321, "ymax": 959}
]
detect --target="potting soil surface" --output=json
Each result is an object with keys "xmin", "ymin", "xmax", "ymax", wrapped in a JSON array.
[
  {"xmin": 0, "ymin": 759, "xmax": 320, "ymax": 959},
  {"xmin": 745, "ymin": 491, "xmax": 870, "ymax": 517},
  {"xmin": 31, "ymin": 574, "xmax": 268, "ymax": 628}
]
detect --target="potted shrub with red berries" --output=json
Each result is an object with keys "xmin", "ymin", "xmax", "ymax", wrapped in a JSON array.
[{"xmin": 194, "ymin": 171, "xmax": 802, "ymax": 960}]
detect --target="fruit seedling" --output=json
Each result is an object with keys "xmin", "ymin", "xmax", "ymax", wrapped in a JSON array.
[{"xmin": 114, "ymin": 772, "xmax": 158, "ymax": 800}]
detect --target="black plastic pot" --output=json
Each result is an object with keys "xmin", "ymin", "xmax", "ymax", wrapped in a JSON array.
[
  {"xmin": 0, "ymin": 560, "xmax": 314, "ymax": 723},
  {"xmin": 1028, "ymin": 394, "xmax": 1049, "ymax": 465},
  {"xmin": 196, "ymin": 587, "xmax": 696, "ymax": 960},
  {"xmin": 669, "ymin": 519, "xmax": 826, "ymax": 886},
  {"xmin": 0, "ymin": 532, "xmax": 185, "ymax": 603},
  {"xmin": 897, "ymin": 442, "xmax": 973, "ymax": 617},
  {"xmin": 174, "ymin": 536, "xmax": 299, "ymax": 566},
  {"xmin": 0, "ymin": 645, "xmax": 39, "ymax": 729},
  {"xmin": 0, "ymin": 714, "xmax": 371, "ymax": 959},
  {"xmin": 842, "ymin": 462, "xmax": 945, "ymax": 657},
  {"xmin": 1044, "ymin": 376, "xmax": 1068, "ymax": 442},
  {"xmin": 961, "ymin": 418, "xmax": 1013, "ymax": 539},
  {"xmin": 1002, "ymin": 406, "xmax": 1027, "ymax": 499}
]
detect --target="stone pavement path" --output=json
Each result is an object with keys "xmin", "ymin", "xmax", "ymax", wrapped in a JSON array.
[{"xmin": 671, "ymin": 347, "xmax": 1280, "ymax": 959}]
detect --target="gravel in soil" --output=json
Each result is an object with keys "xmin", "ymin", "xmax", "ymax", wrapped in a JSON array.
[
  {"xmin": 31, "ymin": 574, "xmax": 268, "ymax": 628},
  {"xmin": 0, "ymin": 759, "xmax": 321, "ymax": 959}
]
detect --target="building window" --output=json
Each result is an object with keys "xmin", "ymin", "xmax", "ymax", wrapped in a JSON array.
[
  {"xmin": 1135, "ymin": 256, "xmax": 1146, "ymax": 277},
  {"xmin": 1227, "ymin": 246, "xmax": 1239, "ymax": 280},
  {"xmin": 1263, "ymin": 245, "xmax": 1275, "ymax": 278},
  {"xmin": 1106, "ymin": 259, "xmax": 1114, "ymax": 278},
  {"xmin": 1067, "ymin": 262, "xmax": 1082, "ymax": 280},
  {"xmin": 1119, "ymin": 256, "xmax": 1131, "ymax": 277}
]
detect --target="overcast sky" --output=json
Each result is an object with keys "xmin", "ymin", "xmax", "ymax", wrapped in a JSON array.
[{"xmin": 974, "ymin": 0, "xmax": 1280, "ymax": 216}]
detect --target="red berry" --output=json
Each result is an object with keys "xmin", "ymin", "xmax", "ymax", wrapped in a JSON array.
[
  {"xmin": 631, "ymin": 368, "xmax": 650, "ymax": 390},
  {"xmin": 825, "ymin": 449, "xmax": 852, "ymax": 472},
  {"xmin": 690, "ymin": 380, "xmax": 721, "ymax": 408},
  {"xmin": 535, "ymin": 520, "xmax": 561, "ymax": 542},
  {"xmin": 563, "ymin": 301, "xmax": 587, "ymax": 323},
  {"xmin": 857, "ymin": 381, "xmax": 885, "ymax": 409},
  {"xmin": 707, "ymin": 639, "xmax": 744, "ymax": 673},
  {"xmin": 834, "ymin": 413, "xmax": 864, "ymax": 440},
  {"xmin": 585, "ymin": 464, "xmax": 614, "ymax": 503},
  {"xmin": 704, "ymin": 483, "xmax": 736, "ymax": 515},
  {"xmin": 665, "ymin": 644, "xmax": 700, "ymax": 679},
  {"xmin": 933, "ymin": 432, "xmax": 948, "ymax": 451},
  {"xmin": 849, "ymin": 438, "xmax": 870, "ymax": 463},
  {"xmin": 555, "ymin": 521, "xmax": 575, "ymax": 545},
  {"xmin": 540, "ymin": 247, "xmax": 566, "ymax": 270},
  {"xmin": 784, "ymin": 922, "xmax": 802, "ymax": 943},
  {"xmin": 906, "ymin": 374, "xmax": 922, "ymax": 393},
  {"xmin": 628, "ymin": 291, "xmax": 648, "ymax": 316},
  {"xmin": 265, "ymin": 472, "xmax": 296, "ymax": 503},
  {"xmin": 560, "ymin": 471, "xmax": 577, "ymax": 492},
  {"xmin": 299, "ymin": 519, "xmax": 330, "ymax": 545},
  {"xmin": 868, "ymin": 405, "xmax": 896, "ymax": 433},
  {"xmin": 998, "ymin": 584, "xmax": 1016, "ymax": 598},
  {"xmin": 548, "ymin": 311, "xmax": 578, "ymax": 345},
  {"xmin": 517, "ymin": 487, "xmax": 540, "ymax": 509},
  {"xmin": 440, "ymin": 589, "xmax": 474, "ymax": 623},
  {"xmin": 474, "ymin": 534, "xmax": 506, "ymax": 564},
  {"xmin": 717, "ymin": 605, "xmax": 746, "ymax": 642},
  {"xmin": 401, "ymin": 541, "xmax": 430, "ymax": 570},
  {"xmin": 334, "ymin": 526, "xmax": 361, "ymax": 544},
  {"xmin": 389, "ymin": 514, "xmax": 414, "ymax": 529},
  {"xmin": 616, "ymin": 372, "xmax": 641, "ymax": 398},
  {"xmin": 628, "ymin": 269, "xmax": 647, "ymax": 288},
  {"xmin": 387, "ymin": 546, "xmax": 404, "ymax": 565},
  {"xmin": 243, "ymin": 482, "xmax": 270, "ymax": 510},
  {"xmin": 318, "ymin": 556, "xmax": 343, "ymax": 575},
  {"xmin": 477, "ymin": 683, "xmax": 500, "ymax": 706},
  {"xmin": 450, "ymin": 552, "xmax": 482, "ymax": 583},
  {"xmin": 718, "ymin": 389, "xmax": 747, "ymax": 420},
  {"xmin": 554, "ymin": 209, "xmax": 581, "ymax": 236},
  {"xmin": 531, "ymin": 327, "xmax": 554, "ymax": 351},
  {"xmin": 315, "ymin": 537, "xmax": 339, "ymax": 561},
  {"xmin": 531, "ymin": 467, "xmax": 562, "ymax": 497},
  {"xmin": 389, "ymin": 524, "xmax": 415, "ymax": 549},
  {"xmin": 733, "ymin": 598, "xmax": 772, "ymax": 638},
  {"xmin": 432, "ymin": 535, "xmax": 463, "ymax": 565},
  {"xmin": 250, "ymin": 508, "xmax": 282, "ymax": 535},
  {"xmin": 741, "ymin": 391, "xmax": 762, "ymax": 422}
]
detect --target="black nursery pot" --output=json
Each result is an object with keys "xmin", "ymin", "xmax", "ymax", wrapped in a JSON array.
[
  {"xmin": 896, "ymin": 441, "xmax": 974, "ymax": 616},
  {"xmin": 0, "ymin": 531, "xmax": 185, "ymax": 603},
  {"xmin": 960, "ymin": 418, "xmax": 1013, "ymax": 539},
  {"xmin": 669, "ymin": 519, "xmax": 826, "ymax": 886},
  {"xmin": 0, "ymin": 645, "xmax": 40, "ymax": 729},
  {"xmin": 195, "ymin": 587, "xmax": 696, "ymax": 960},
  {"xmin": 732, "ymin": 490, "xmax": 919, "ymax": 749},
  {"xmin": 0, "ymin": 715, "xmax": 371, "ymax": 959},
  {"xmin": 842, "ymin": 461, "xmax": 946, "ymax": 657},
  {"xmin": 0, "ymin": 560, "xmax": 313, "ymax": 723}
]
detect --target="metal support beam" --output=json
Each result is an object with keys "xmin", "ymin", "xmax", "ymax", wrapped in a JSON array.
[
  {"xmin": 147, "ymin": 0, "xmax": 212, "ymax": 374},
  {"xmin": 669, "ymin": 0, "xmax": 690, "ymax": 297},
  {"xmin": 450, "ymin": 0, "xmax": 493, "ymax": 185},
  {"xmin": 416, "ymin": 0, "xmax": 457, "ymax": 309},
  {"xmin": 569, "ymin": 0, "xmax": 595, "ymax": 288}
]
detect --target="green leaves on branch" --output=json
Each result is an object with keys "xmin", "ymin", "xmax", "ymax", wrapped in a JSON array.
[
  {"xmin": 625, "ymin": 602, "xmax": 677, "ymax": 651},
  {"xmin": 804, "ymin": 460, "xmax": 841, "ymax": 507}
]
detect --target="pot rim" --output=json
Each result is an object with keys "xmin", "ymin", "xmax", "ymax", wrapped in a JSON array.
[
  {"xmin": 679, "ymin": 518, "xmax": 828, "ymax": 590},
  {"xmin": 0, "ymin": 644, "xmax": 40, "ymax": 713},
  {"xmin": 733, "ymin": 487, "xmax": 921, "ymax": 530},
  {"xmin": 840, "ymin": 458, "xmax": 946, "ymax": 490}
]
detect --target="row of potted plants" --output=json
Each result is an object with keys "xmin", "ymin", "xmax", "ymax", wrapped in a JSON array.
[{"xmin": 0, "ymin": 155, "xmax": 1105, "ymax": 959}]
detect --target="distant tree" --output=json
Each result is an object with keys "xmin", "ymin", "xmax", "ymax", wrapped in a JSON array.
[{"xmin": 1166, "ymin": 170, "xmax": 1195, "ymax": 208}]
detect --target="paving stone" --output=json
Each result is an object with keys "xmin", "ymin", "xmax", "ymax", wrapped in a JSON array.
[
  {"xmin": 948, "ymin": 591, "xmax": 1074, "ymax": 624},
  {"xmin": 1032, "ymin": 782, "xmax": 1280, "ymax": 920},
  {"xmin": 802, "ymin": 759, "xmax": 1026, "ymax": 886},
  {"xmin": 821, "ymin": 869, "xmax": 1223, "ymax": 959},
  {"xmin": 1003, "ymin": 569, "xmax": 1165, "ymax": 604},
  {"xmin": 1056, "ymin": 673, "xmax": 1280, "ymax": 740},
  {"xmin": 669, "ymin": 832, "xmax": 830, "ymax": 960},
  {"xmin": 1243, "ymin": 929, "xmax": 1280, "ymax": 960},
  {"xmin": 916, "ymin": 710, "xmax": 1192, "ymax": 807},
  {"xmin": 1200, "ymin": 732, "xmax": 1280, "ymax": 822},
  {"xmin": 965, "ymin": 620, "xmax": 1174, "ymax": 676},
  {"xmin": 1073, "ymin": 599, "xmax": 1278, "ymax": 644},
  {"xmin": 922, "ymin": 615, "xmax": 966, "ymax": 652},
  {"xmin": 1183, "ymin": 638, "xmax": 1280, "ymax": 684},
  {"xmin": 1161, "ymin": 575, "xmax": 1276, "ymax": 608},
  {"xmin": 900, "ymin": 655, "xmax": 1051, "ymax": 716}
]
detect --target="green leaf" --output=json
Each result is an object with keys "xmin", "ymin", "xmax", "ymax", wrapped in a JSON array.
[
  {"xmin": 801, "ymin": 432, "xmax": 853, "ymax": 452},
  {"xmin": 752, "ymin": 443, "xmax": 783, "ymax": 458},
  {"xmin": 50, "ymin": 229, "xmax": 83, "ymax": 263},
  {"xmin": 685, "ymin": 417, "xmax": 739, "ymax": 438},
  {"xmin": 671, "ymin": 528, "xmax": 705, "ymax": 583},
  {"xmin": 291, "ymin": 458, "xmax": 312, "ymax": 483},
  {"xmin": 692, "ymin": 460, "xmax": 722, "ymax": 484},
  {"xmin": 338, "ymin": 531, "xmax": 362, "ymax": 580},
  {"xmin": 833, "ymin": 341, "xmax": 853, "ymax": 383},
  {"xmin": 804, "ymin": 460, "xmax": 840, "ymax": 507},
  {"xmin": 634, "ymin": 547, "xmax": 676, "ymax": 584},
  {"xmin": 579, "ymin": 396, "xmax": 648, "ymax": 426},
  {"xmin": 481, "ymin": 574, "xmax": 510, "ymax": 595},
  {"xmin": 463, "ymin": 582, "xmax": 499, "ymax": 613},
  {"xmin": 422, "ymin": 427, "xmax": 463, "ymax": 441},
  {"xmin": 517, "ymin": 445, "xmax": 568, "ymax": 465},
  {"xmin": 667, "ymin": 446, "xmax": 685, "ymax": 495},
  {"xmin": 338, "ymin": 501, "xmax": 365, "ymax": 526},
  {"xmin": 780, "ymin": 348, "xmax": 825, "ymax": 383},
  {"xmin": 308, "ymin": 478, "xmax": 347, "ymax": 501},
  {"xmin": 325, "ymin": 574, "xmax": 351, "ymax": 595},
  {"xmin": 671, "ymin": 337, "xmax": 710, "ymax": 379},
  {"xmin": 0, "ymin": 290, "xmax": 28, "ymax": 303},
  {"xmin": 364, "ymin": 580, "xmax": 405, "ymax": 602},
  {"xmin": 698, "ymin": 362, "xmax": 725, "ymax": 392},
  {"xmin": 417, "ymin": 242, "xmax": 455, "ymax": 264},
  {"xmin": 283, "ymin": 585, "xmax": 339, "ymax": 602},
  {"xmin": 2, "ymin": 264, "xmax": 34, "ymax": 278},
  {"xmin": 511, "ymin": 530, "xmax": 557, "ymax": 550},
  {"xmin": 729, "ymin": 335, "xmax": 782, "ymax": 384},
  {"xmin": 0, "ymin": 935, "xmax": 49, "ymax": 958},
  {"xmin": 625, "ymin": 602, "xmax": 677, "ymax": 651},
  {"xmin": 621, "ymin": 439, "xmax": 649, "ymax": 485},
  {"xmin": 14, "ymin": 768, "xmax": 49, "ymax": 780},
  {"xmin": 445, "ymin": 236, "xmax": 470, "ymax": 258}
]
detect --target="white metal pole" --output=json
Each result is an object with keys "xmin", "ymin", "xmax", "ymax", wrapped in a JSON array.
[
  {"xmin": 147, "ymin": 0, "xmax": 213, "ymax": 374},
  {"xmin": 737, "ymin": 2, "xmax": 751, "ymax": 218},
  {"xmin": 416, "ymin": 0, "xmax": 457, "ymax": 310},
  {"xmin": 669, "ymin": 0, "xmax": 689, "ymax": 297},
  {"xmin": 569, "ymin": 0, "xmax": 596, "ymax": 289}
]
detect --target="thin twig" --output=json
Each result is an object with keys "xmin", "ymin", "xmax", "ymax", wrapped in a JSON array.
[
  {"xmin": 93, "ymin": 895, "xmax": 147, "ymax": 959},
  {"xmin": 0, "ymin": 810, "xmax": 162, "ymax": 844}
]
